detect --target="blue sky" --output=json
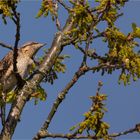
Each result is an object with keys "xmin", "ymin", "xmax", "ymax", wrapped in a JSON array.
[{"xmin": 0, "ymin": 1, "xmax": 140, "ymax": 140}]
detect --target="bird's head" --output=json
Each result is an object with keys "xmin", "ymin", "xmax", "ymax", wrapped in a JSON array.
[{"xmin": 20, "ymin": 42, "xmax": 46, "ymax": 58}]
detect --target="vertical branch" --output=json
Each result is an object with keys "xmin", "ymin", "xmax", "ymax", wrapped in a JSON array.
[
  {"xmin": 54, "ymin": 2, "xmax": 61, "ymax": 31},
  {"xmin": 0, "ymin": 1, "xmax": 21, "ymax": 132},
  {"xmin": 11, "ymin": 4, "xmax": 22, "ymax": 84},
  {"xmin": 82, "ymin": 23, "xmax": 94, "ymax": 66}
]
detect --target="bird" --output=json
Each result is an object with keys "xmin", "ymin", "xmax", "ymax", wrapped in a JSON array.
[
  {"xmin": 0, "ymin": 42, "xmax": 45, "ymax": 93},
  {"xmin": 0, "ymin": 41, "xmax": 45, "ymax": 125}
]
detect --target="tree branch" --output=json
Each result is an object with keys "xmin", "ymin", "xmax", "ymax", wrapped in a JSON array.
[
  {"xmin": 54, "ymin": 2, "xmax": 61, "ymax": 31},
  {"xmin": 0, "ymin": 42, "xmax": 13, "ymax": 50},
  {"xmin": 110, "ymin": 123, "xmax": 140, "ymax": 138},
  {"xmin": 33, "ymin": 123, "xmax": 140, "ymax": 140},
  {"xmin": 57, "ymin": 0, "xmax": 71, "ymax": 11},
  {"xmin": 11, "ymin": 4, "xmax": 23, "ymax": 85},
  {"xmin": 0, "ymin": 3, "xmax": 21, "ymax": 129},
  {"xmin": 75, "ymin": 45, "xmax": 106, "ymax": 61},
  {"xmin": 33, "ymin": 131, "xmax": 98, "ymax": 139},
  {"xmin": 32, "ymin": 123, "xmax": 140, "ymax": 140},
  {"xmin": 33, "ymin": 60, "xmax": 123, "ymax": 140},
  {"xmin": 33, "ymin": 65, "xmax": 89, "ymax": 140}
]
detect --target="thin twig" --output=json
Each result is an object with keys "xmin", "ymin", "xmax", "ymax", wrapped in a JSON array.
[
  {"xmin": 75, "ymin": 45, "xmax": 106, "ymax": 61},
  {"xmin": 61, "ymin": 31, "xmax": 104, "ymax": 47},
  {"xmin": 0, "ymin": 42, "xmax": 13, "ymax": 50},
  {"xmin": 79, "ymin": 1, "xmax": 109, "ymax": 53},
  {"xmin": 110, "ymin": 123, "xmax": 140, "ymax": 138},
  {"xmin": 89, "ymin": 63, "xmax": 122, "ymax": 72},
  {"xmin": 57, "ymin": 0, "xmax": 71, "ymax": 11},
  {"xmin": 82, "ymin": 25, "xmax": 93, "ymax": 65},
  {"xmin": 54, "ymin": 2, "xmax": 61, "ymax": 31},
  {"xmin": 55, "ymin": 17, "xmax": 61, "ymax": 31}
]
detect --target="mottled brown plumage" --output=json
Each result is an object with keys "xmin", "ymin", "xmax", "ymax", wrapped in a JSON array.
[{"xmin": 0, "ymin": 42, "xmax": 45, "ymax": 93}]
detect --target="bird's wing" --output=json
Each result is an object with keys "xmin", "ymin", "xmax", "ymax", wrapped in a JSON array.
[{"xmin": 0, "ymin": 51, "xmax": 13, "ymax": 79}]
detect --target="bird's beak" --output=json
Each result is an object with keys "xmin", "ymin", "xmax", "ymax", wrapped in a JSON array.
[
  {"xmin": 35, "ymin": 43, "xmax": 47, "ymax": 51},
  {"xmin": 32, "ymin": 43, "xmax": 47, "ymax": 58},
  {"xmin": 39, "ymin": 43, "xmax": 47, "ymax": 48},
  {"xmin": 42, "ymin": 43, "xmax": 47, "ymax": 46}
]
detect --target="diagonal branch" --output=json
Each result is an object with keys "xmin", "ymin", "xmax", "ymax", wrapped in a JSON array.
[
  {"xmin": 33, "ymin": 65, "xmax": 89, "ymax": 140},
  {"xmin": 75, "ymin": 45, "xmax": 106, "ymax": 61},
  {"xmin": 0, "ymin": 42, "xmax": 13, "ymax": 50},
  {"xmin": 33, "ymin": 60, "xmax": 123, "ymax": 140},
  {"xmin": 57, "ymin": 0, "xmax": 71, "ymax": 11},
  {"xmin": 110, "ymin": 123, "xmax": 140, "ymax": 138}
]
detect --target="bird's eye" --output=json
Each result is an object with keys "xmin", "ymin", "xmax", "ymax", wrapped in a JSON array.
[{"xmin": 24, "ymin": 49, "xmax": 28, "ymax": 52}]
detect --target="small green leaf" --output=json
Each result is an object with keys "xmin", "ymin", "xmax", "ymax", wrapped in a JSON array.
[
  {"xmin": 132, "ymin": 23, "xmax": 137, "ymax": 31},
  {"xmin": 135, "ymin": 27, "xmax": 140, "ymax": 38}
]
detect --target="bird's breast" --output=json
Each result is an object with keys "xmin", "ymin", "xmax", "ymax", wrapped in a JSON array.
[
  {"xmin": 17, "ymin": 57, "xmax": 34, "ymax": 78},
  {"xmin": 1, "ymin": 57, "xmax": 34, "ymax": 93}
]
